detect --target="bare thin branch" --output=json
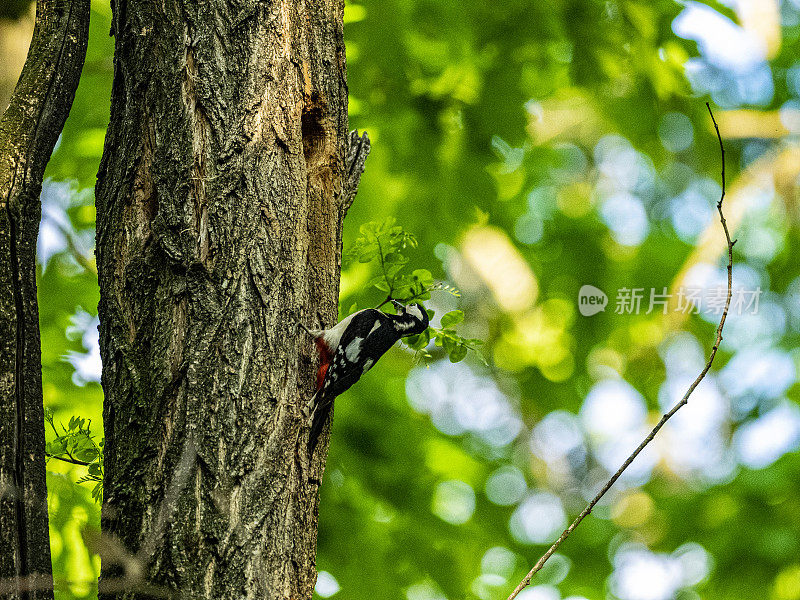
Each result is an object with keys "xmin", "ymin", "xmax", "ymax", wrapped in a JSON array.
[
  {"xmin": 54, "ymin": 219, "xmax": 96, "ymax": 274},
  {"xmin": 45, "ymin": 452, "xmax": 90, "ymax": 467},
  {"xmin": 506, "ymin": 104, "xmax": 735, "ymax": 600}
]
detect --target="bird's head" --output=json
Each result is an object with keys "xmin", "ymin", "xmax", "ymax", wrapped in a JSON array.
[{"xmin": 390, "ymin": 300, "xmax": 430, "ymax": 336}]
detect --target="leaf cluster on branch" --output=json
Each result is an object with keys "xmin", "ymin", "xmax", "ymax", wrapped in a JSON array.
[
  {"xmin": 44, "ymin": 409, "xmax": 104, "ymax": 502},
  {"xmin": 345, "ymin": 217, "xmax": 483, "ymax": 363}
]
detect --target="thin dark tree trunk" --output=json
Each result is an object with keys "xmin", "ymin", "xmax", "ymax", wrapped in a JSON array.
[
  {"xmin": 0, "ymin": 0, "xmax": 90, "ymax": 597},
  {"xmin": 95, "ymin": 1, "xmax": 366, "ymax": 598}
]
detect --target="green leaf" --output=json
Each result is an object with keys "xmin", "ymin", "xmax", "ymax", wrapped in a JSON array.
[
  {"xmin": 386, "ymin": 263, "xmax": 405, "ymax": 279},
  {"xmin": 76, "ymin": 448, "xmax": 98, "ymax": 462},
  {"xmin": 384, "ymin": 252, "xmax": 408, "ymax": 264},
  {"xmin": 406, "ymin": 328, "xmax": 432, "ymax": 350},
  {"xmin": 441, "ymin": 335, "xmax": 457, "ymax": 354},
  {"xmin": 440, "ymin": 310, "xmax": 464, "ymax": 328},
  {"xmin": 449, "ymin": 344, "xmax": 468, "ymax": 363},
  {"xmin": 359, "ymin": 222, "xmax": 376, "ymax": 236},
  {"xmin": 411, "ymin": 269, "xmax": 433, "ymax": 284},
  {"xmin": 393, "ymin": 285, "xmax": 413, "ymax": 299},
  {"xmin": 358, "ymin": 249, "xmax": 379, "ymax": 263},
  {"xmin": 368, "ymin": 275, "xmax": 387, "ymax": 287}
]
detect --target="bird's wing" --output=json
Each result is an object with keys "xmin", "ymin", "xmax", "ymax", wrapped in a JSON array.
[{"xmin": 307, "ymin": 309, "xmax": 397, "ymax": 454}]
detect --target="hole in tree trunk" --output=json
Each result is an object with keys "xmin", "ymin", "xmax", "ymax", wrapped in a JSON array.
[{"xmin": 301, "ymin": 103, "xmax": 326, "ymax": 169}]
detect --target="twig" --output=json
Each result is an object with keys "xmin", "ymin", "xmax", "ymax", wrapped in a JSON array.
[
  {"xmin": 374, "ymin": 287, "xmax": 437, "ymax": 310},
  {"xmin": 505, "ymin": 103, "xmax": 735, "ymax": 600},
  {"xmin": 45, "ymin": 452, "xmax": 90, "ymax": 467},
  {"xmin": 376, "ymin": 281, "xmax": 461, "ymax": 310},
  {"xmin": 373, "ymin": 237, "xmax": 397, "ymax": 309},
  {"xmin": 55, "ymin": 219, "xmax": 96, "ymax": 274},
  {"xmin": 375, "ymin": 295, "xmax": 393, "ymax": 310}
]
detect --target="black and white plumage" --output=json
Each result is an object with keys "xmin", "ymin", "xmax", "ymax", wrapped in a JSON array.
[{"xmin": 299, "ymin": 300, "xmax": 429, "ymax": 454}]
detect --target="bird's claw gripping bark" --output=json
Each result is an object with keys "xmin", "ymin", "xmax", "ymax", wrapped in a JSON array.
[{"xmin": 289, "ymin": 309, "xmax": 316, "ymax": 337}]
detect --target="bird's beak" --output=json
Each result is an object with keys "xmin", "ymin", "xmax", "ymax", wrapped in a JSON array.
[{"xmin": 390, "ymin": 299, "xmax": 404, "ymax": 312}]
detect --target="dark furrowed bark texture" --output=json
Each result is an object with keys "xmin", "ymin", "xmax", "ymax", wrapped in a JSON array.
[
  {"xmin": 0, "ymin": 0, "xmax": 89, "ymax": 598},
  {"xmin": 95, "ymin": 0, "xmax": 360, "ymax": 598}
]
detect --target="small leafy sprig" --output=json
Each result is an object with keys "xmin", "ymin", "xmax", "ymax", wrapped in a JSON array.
[
  {"xmin": 345, "ymin": 218, "xmax": 483, "ymax": 363},
  {"xmin": 404, "ymin": 308, "xmax": 484, "ymax": 364},
  {"xmin": 44, "ymin": 408, "xmax": 104, "ymax": 502}
]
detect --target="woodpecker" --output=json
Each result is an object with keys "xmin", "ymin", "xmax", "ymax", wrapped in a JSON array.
[{"xmin": 296, "ymin": 300, "xmax": 429, "ymax": 455}]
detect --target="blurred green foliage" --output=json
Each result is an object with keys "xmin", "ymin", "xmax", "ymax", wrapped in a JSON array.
[{"xmin": 16, "ymin": 0, "xmax": 800, "ymax": 598}]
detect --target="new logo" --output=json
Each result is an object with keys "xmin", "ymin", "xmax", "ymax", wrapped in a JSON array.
[{"xmin": 578, "ymin": 285, "xmax": 608, "ymax": 316}]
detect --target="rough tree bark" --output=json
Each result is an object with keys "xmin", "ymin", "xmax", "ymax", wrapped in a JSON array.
[
  {"xmin": 0, "ymin": 0, "xmax": 89, "ymax": 597},
  {"xmin": 95, "ymin": 0, "xmax": 367, "ymax": 598}
]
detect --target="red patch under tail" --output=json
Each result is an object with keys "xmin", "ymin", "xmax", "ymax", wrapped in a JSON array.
[{"xmin": 314, "ymin": 337, "xmax": 333, "ymax": 390}]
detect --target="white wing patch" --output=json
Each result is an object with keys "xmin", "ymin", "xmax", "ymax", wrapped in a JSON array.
[
  {"xmin": 345, "ymin": 337, "xmax": 363, "ymax": 362},
  {"xmin": 362, "ymin": 359, "xmax": 374, "ymax": 373},
  {"xmin": 369, "ymin": 320, "xmax": 382, "ymax": 336}
]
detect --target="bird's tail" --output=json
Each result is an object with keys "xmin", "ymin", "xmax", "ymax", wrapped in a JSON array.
[{"xmin": 307, "ymin": 393, "xmax": 334, "ymax": 456}]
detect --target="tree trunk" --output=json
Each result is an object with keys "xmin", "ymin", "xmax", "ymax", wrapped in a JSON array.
[
  {"xmin": 95, "ymin": 1, "xmax": 367, "ymax": 597},
  {"xmin": 0, "ymin": 0, "xmax": 89, "ymax": 597}
]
